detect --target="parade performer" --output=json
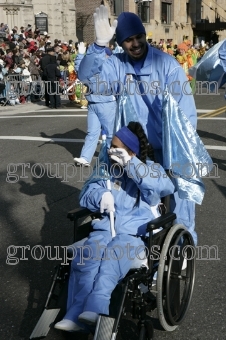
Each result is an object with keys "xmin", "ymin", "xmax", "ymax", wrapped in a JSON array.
[{"xmin": 78, "ymin": 5, "xmax": 198, "ymax": 245}]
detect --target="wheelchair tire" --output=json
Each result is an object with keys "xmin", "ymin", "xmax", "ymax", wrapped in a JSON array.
[{"xmin": 156, "ymin": 224, "xmax": 195, "ymax": 331}]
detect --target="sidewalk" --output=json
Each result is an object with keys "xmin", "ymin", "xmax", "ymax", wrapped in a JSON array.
[{"xmin": 0, "ymin": 98, "xmax": 82, "ymax": 115}]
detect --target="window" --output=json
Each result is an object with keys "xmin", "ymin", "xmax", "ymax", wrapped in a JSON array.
[
  {"xmin": 113, "ymin": 0, "xmax": 124, "ymax": 16},
  {"xmin": 161, "ymin": 2, "xmax": 171, "ymax": 24},
  {"xmin": 201, "ymin": 5, "xmax": 204, "ymax": 19},
  {"xmin": 186, "ymin": 3, "xmax": 189, "ymax": 23},
  {"xmin": 138, "ymin": 1, "xmax": 150, "ymax": 23}
]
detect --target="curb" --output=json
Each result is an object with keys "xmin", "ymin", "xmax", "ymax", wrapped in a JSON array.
[{"xmin": 0, "ymin": 100, "xmax": 82, "ymax": 115}]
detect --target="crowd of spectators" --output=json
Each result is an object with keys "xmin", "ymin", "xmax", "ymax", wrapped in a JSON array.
[
  {"xmin": 0, "ymin": 23, "xmax": 78, "ymax": 106},
  {"xmin": 0, "ymin": 21, "xmax": 212, "ymax": 107}
]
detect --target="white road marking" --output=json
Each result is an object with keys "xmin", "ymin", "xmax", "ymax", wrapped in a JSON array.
[
  {"xmin": 205, "ymin": 145, "xmax": 226, "ymax": 151},
  {"xmin": 198, "ymin": 117, "xmax": 226, "ymax": 120},
  {"xmin": 197, "ymin": 109, "xmax": 214, "ymax": 113},
  {"xmin": 0, "ymin": 115, "xmax": 87, "ymax": 118},
  {"xmin": 0, "ymin": 136, "xmax": 86, "ymax": 142}
]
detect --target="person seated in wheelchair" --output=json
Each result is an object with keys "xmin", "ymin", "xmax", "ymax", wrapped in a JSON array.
[{"xmin": 55, "ymin": 121, "xmax": 175, "ymax": 332}]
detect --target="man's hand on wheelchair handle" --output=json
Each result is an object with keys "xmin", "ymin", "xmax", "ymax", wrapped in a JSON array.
[
  {"xmin": 109, "ymin": 148, "xmax": 132, "ymax": 167},
  {"xmin": 93, "ymin": 5, "xmax": 118, "ymax": 46},
  {"xmin": 100, "ymin": 192, "xmax": 115, "ymax": 213}
]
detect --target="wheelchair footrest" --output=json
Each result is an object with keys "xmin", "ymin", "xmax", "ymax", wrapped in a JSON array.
[
  {"xmin": 93, "ymin": 315, "xmax": 116, "ymax": 340},
  {"xmin": 29, "ymin": 308, "xmax": 60, "ymax": 339}
]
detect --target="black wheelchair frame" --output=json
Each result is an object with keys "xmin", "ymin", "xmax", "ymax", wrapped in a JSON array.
[{"xmin": 30, "ymin": 207, "xmax": 195, "ymax": 340}]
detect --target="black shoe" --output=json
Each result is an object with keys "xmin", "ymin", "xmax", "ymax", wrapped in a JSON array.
[{"xmin": 49, "ymin": 106, "xmax": 54, "ymax": 109}]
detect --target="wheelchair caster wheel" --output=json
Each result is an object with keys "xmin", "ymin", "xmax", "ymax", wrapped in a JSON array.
[{"xmin": 138, "ymin": 321, "xmax": 154, "ymax": 340}]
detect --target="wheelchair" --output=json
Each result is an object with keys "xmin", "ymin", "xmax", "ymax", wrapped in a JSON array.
[{"xmin": 30, "ymin": 205, "xmax": 195, "ymax": 340}]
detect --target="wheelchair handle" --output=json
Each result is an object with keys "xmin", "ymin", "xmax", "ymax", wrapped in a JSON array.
[{"xmin": 147, "ymin": 212, "xmax": 176, "ymax": 231}]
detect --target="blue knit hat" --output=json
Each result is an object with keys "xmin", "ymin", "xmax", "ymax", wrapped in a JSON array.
[
  {"xmin": 116, "ymin": 12, "xmax": 146, "ymax": 46},
  {"xmin": 115, "ymin": 126, "xmax": 140, "ymax": 155}
]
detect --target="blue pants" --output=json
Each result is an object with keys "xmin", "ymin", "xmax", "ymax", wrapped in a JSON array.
[
  {"xmin": 80, "ymin": 101, "xmax": 116, "ymax": 163},
  {"xmin": 64, "ymin": 231, "xmax": 145, "ymax": 326}
]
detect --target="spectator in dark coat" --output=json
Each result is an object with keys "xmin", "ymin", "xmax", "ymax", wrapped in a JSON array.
[
  {"xmin": 40, "ymin": 47, "xmax": 55, "ymax": 107},
  {"xmin": 13, "ymin": 48, "xmax": 23, "ymax": 66},
  {"xmin": 45, "ymin": 54, "xmax": 61, "ymax": 109},
  {"xmin": 29, "ymin": 55, "xmax": 41, "ymax": 101},
  {"xmin": 4, "ymin": 49, "xmax": 14, "ymax": 69}
]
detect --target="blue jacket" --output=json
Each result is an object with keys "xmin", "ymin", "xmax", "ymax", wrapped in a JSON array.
[
  {"xmin": 80, "ymin": 157, "xmax": 174, "ymax": 236},
  {"xmin": 75, "ymin": 52, "xmax": 115, "ymax": 103},
  {"xmin": 78, "ymin": 43, "xmax": 197, "ymax": 152}
]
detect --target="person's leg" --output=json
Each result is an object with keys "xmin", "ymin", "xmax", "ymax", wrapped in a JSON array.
[
  {"xmin": 55, "ymin": 82, "xmax": 61, "ymax": 108},
  {"xmin": 63, "ymin": 230, "xmax": 112, "ymax": 325},
  {"xmin": 48, "ymin": 82, "xmax": 55, "ymax": 108},
  {"xmin": 51, "ymin": 81, "xmax": 61, "ymax": 108},
  {"xmin": 44, "ymin": 78, "xmax": 50, "ymax": 106},
  {"xmin": 82, "ymin": 234, "xmax": 146, "ymax": 316},
  {"xmin": 25, "ymin": 82, "xmax": 31, "ymax": 103},
  {"xmin": 55, "ymin": 94, "xmax": 61, "ymax": 108},
  {"xmin": 75, "ymin": 104, "xmax": 101, "ymax": 164}
]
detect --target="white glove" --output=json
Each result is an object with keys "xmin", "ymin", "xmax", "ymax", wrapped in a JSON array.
[
  {"xmin": 93, "ymin": 5, "xmax": 118, "ymax": 46},
  {"xmin": 109, "ymin": 148, "xmax": 132, "ymax": 167},
  {"xmin": 78, "ymin": 42, "xmax": 86, "ymax": 54},
  {"xmin": 100, "ymin": 192, "xmax": 115, "ymax": 213}
]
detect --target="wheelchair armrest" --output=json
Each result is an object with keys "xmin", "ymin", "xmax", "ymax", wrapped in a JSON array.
[
  {"xmin": 67, "ymin": 208, "xmax": 101, "ymax": 242},
  {"xmin": 147, "ymin": 212, "xmax": 176, "ymax": 231},
  {"xmin": 67, "ymin": 207, "xmax": 93, "ymax": 221}
]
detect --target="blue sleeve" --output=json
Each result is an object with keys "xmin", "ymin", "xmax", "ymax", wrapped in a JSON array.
[
  {"xmin": 74, "ymin": 53, "xmax": 85, "ymax": 73},
  {"xmin": 78, "ymin": 43, "xmax": 106, "ymax": 82},
  {"xmin": 79, "ymin": 181, "xmax": 109, "ymax": 212},
  {"xmin": 166, "ymin": 65, "xmax": 197, "ymax": 129},
  {"xmin": 125, "ymin": 157, "xmax": 175, "ymax": 206}
]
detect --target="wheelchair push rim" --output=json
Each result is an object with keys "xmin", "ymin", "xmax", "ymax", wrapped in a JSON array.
[{"xmin": 156, "ymin": 224, "xmax": 196, "ymax": 332}]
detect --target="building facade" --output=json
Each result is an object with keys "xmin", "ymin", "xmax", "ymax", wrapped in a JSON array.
[
  {"xmin": 2, "ymin": 0, "xmax": 225, "ymax": 44},
  {"xmin": 0, "ymin": 0, "xmax": 76, "ymax": 41},
  {"xmin": 189, "ymin": 0, "xmax": 226, "ymax": 43},
  {"xmin": 75, "ymin": 0, "xmax": 226, "ymax": 45}
]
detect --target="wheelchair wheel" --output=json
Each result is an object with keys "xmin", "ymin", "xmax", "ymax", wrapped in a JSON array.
[
  {"xmin": 156, "ymin": 224, "xmax": 195, "ymax": 331},
  {"xmin": 138, "ymin": 321, "xmax": 153, "ymax": 340}
]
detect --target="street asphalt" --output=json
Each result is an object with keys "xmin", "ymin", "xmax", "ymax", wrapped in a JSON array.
[{"xmin": 0, "ymin": 87, "xmax": 225, "ymax": 340}]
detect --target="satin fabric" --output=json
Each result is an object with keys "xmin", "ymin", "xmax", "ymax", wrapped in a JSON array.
[
  {"xmin": 188, "ymin": 39, "xmax": 226, "ymax": 90},
  {"xmin": 162, "ymin": 90, "xmax": 213, "ymax": 204},
  {"xmin": 114, "ymin": 87, "xmax": 139, "ymax": 132}
]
